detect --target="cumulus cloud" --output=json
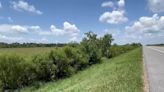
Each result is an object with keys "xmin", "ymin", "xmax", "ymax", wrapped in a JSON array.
[
  {"xmin": 0, "ymin": 24, "xmax": 41, "ymax": 34},
  {"xmin": 118, "ymin": 0, "xmax": 125, "ymax": 8},
  {"xmin": 0, "ymin": 34, "xmax": 23, "ymax": 43},
  {"xmin": 29, "ymin": 26, "xmax": 41, "ymax": 32},
  {"xmin": 50, "ymin": 25, "xmax": 66, "ymax": 36},
  {"xmin": 126, "ymin": 14, "xmax": 164, "ymax": 39},
  {"xmin": 99, "ymin": 10, "xmax": 128, "ymax": 24},
  {"xmin": 0, "ymin": 22, "xmax": 80, "ymax": 43},
  {"xmin": 11, "ymin": 25, "xmax": 28, "ymax": 33},
  {"xmin": 64, "ymin": 22, "xmax": 79, "ymax": 33},
  {"xmin": 148, "ymin": 0, "xmax": 164, "ymax": 13},
  {"xmin": 101, "ymin": 1, "xmax": 114, "ymax": 8},
  {"xmin": 126, "ymin": 14, "xmax": 164, "ymax": 33},
  {"xmin": 39, "ymin": 21, "xmax": 80, "ymax": 42},
  {"xmin": 40, "ymin": 21, "xmax": 80, "ymax": 37},
  {"xmin": 11, "ymin": 1, "xmax": 43, "ymax": 15},
  {"xmin": 99, "ymin": 0, "xmax": 128, "ymax": 24}
]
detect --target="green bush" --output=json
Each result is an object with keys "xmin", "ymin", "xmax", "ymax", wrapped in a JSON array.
[
  {"xmin": 32, "ymin": 54, "xmax": 56, "ymax": 81},
  {"xmin": 49, "ymin": 49, "xmax": 75, "ymax": 78},
  {"xmin": 0, "ymin": 54, "xmax": 35, "ymax": 90},
  {"xmin": 63, "ymin": 46, "xmax": 89, "ymax": 70},
  {"xmin": 108, "ymin": 44, "xmax": 140, "ymax": 58}
]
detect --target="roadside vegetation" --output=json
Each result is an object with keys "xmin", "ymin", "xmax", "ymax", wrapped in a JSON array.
[
  {"xmin": 19, "ymin": 48, "xmax": 143, "ymax": 92},
  {"xmin": 0, "ymin": 32, "xmax": 141, "ymax": 92}
]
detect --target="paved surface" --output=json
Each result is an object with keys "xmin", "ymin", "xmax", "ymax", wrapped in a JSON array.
[{"xmin": 143, "ymin": 46, "xmax": 164, "ymax": 92}]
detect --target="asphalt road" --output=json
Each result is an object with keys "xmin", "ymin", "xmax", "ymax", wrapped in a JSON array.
[{"xmin": 143, "ymin": 46, "xmax": 164, "ymax": 92}]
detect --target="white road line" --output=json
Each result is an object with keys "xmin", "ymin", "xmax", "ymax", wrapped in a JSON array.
[{"xmin": 147, "ymin": 47, "xmax": 164, "ymax": 54}]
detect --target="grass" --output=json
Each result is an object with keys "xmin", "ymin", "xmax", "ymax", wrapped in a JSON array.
[
  {"xmin": 0, "ymin": 47, "xmax": 55, "ymax": 59},
  {"xmin": 17, "ymin": 48, "xmax": 143, "ymax": 92}
]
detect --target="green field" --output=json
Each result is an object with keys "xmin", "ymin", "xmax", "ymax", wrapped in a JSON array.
[
  {"xmin": 17, "ymin": 48, "xmax": 143, "ymax": 92},
  {"xmin": 0, "ymin": 47, "xmax": 56, "ymax": 59}
]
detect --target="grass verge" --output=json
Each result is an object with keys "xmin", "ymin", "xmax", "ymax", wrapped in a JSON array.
[{"xmin": 18, "ymin": 48, "xmax": 143, "ymax": 92}]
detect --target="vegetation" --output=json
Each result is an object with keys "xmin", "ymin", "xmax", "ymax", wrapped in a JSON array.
[
  {"xmin": 0, "ymin": 42, "xmax": 66, "ymax": 48},
  {"xmin": 18, "ymin": 48, "xmax": 143, "ymax": 92},
  {"xmin": 0, "ymin": 32, "xmax": 141, "ymax": 91},
  {"xmin": 147, "ymin": 44, "xmax": 164, "ymax": 46}
]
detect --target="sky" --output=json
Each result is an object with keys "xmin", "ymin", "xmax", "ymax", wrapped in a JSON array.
[{"xmin": 0, "ymin": 0, "xmax": 164, "ymax": 44}]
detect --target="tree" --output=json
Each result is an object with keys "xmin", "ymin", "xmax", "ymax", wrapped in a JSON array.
[
  {"xmin": 80, "ymin": 31, "xmax": 102, "ymax": 64},
  {"xmin": 99, "ymin": 34, "xmax": 114, "ymax": 58}
]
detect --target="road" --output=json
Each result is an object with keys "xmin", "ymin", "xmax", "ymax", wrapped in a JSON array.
[{"xmin": 143, "ymin": 46, "xmax": 164, "ymax": 92}]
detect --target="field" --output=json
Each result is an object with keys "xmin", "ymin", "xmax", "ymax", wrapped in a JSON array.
[
  {"xmin": 0, "ymin": 47, "xmax": 56, "ymax": 59},
  {"xmin": 16, "ymin": 48, "xmax": 143, "ymax": 92}
]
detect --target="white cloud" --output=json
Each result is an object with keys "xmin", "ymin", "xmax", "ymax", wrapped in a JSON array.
[
  {"xmin": 126, "ymin": 14, "xmax": 164, "ymax": 39},
  {"xmin": 63, "ymin": 21, "xmax": 80, "ymax": 34},
  {"xmin": 101, "ymin": 1, "xmax": 114, "ymax": 8},
  {"xmin": 148, "ymin": 0, "xmax": 164, "ymax": 13},
  {"xmin": 50, "ymin": 25, "xmax": 66, "ymax": 36},
  {"xmin": 11, "ymin": 25, "xmax": 28, "ymax": 33},
  {"xmin": 0, "ymin": 34, "xmax": 23, "ymax": 43},
  {"xmin": 11, "ymin": 1, "xmax": 43, "ymax": 15},
  {"xmin": 29, "ymin": 26, "xmax": 41, "ymax": 32},
  {"xmin": 0, "ymin": 22, "xmax": 80, "ymax": 43},
  {"xmin": 0, "ymin": 24, "xmax": 41, "ymax": 34},
  {"xmin": 126, "ymin": 14, "xmax": 164, "ymax": 33},
  {"xmin": 0, "ymin": 2, "xmax": 2, "ymax": 8},
  {"xmin": 99, "ymin": 0, "xmax": 128, "ymax": 24},
  {"xmin": 99, "ymin": 10, "xmax": 128, "ymax": 24},
  {"xmin": 40, "ymin": 21, "xmax": 80, "ymax": 37},
  {"xmin": 118, "ymin": 0, "xmax": 125, "ymax": 8}
]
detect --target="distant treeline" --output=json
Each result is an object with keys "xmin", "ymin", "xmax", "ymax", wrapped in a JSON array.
[
  {"xmin": 147, "ymin": 44, "xmax": 164, "ymax": 46},
  {"xmin": 0, "ymin": 42, "xmax": 67, "ymax": 48}
]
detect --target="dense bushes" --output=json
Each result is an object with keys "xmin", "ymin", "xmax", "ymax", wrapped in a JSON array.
[
  {"xmin": 0, "ymin": 46, "xmax": 90, "ymax": 91},
  {"xmin": 108, "ymin": 43, "xmax": 141, "ymax": 58},
  {"xmin": 0, "ymin": 32, "xmax": 141, "ymax": 91},
  {"xmin": 32, "ymin": 54, "xmax": 56, "ymax": 81},
  {"xmin": 0, "ymin": 54, "xmax": 35, "ymax": 90},
  {"xmin": 49, "ymin": 48, "xmax": 75, "ymax": 78}
]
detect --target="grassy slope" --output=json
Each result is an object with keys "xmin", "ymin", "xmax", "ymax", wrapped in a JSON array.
[{"xmin": 19, "ymin": 48, "xmax": 143, "ymax": 92}]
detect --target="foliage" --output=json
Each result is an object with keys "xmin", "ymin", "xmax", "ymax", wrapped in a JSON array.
[
  {"xmin": 0, "ymin": 54, "xmax": 35, "ymax": 90},
  {"xmin": 63, "ymin": 46, "xmax": 89, "ymax": 70},
  {"xmin": 99, "ymin": 34, "xmax": 114, "ymax": 57},
  {"xmin": 0, "ymin": 31, "xmax": 141, "ymax": 91},
  {"xmin": 32, "ymin": 54, "xmax": 56, "ymax": 81},
  {"xmin": 18, "ymin": 48, "xmax": 143, "ymax": 92},
  {"xmin": 80, "ymin": 31, "xmax": 102, "ymax": 64},
  {"xmin": 49, "ymin": 49, "xmax": 75, "ymax": 78},
  {"xmin": 0, "ymin": 42, "xmax": 66, "ymax": 48},
  {"xmin": 108, "ymin": 43, "xmax": 141, "ymax": 57}
]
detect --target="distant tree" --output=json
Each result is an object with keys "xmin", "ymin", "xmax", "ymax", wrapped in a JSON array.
[{"xmin": 99, "ymin": 34, "xmax": 114, "ymax": 57}]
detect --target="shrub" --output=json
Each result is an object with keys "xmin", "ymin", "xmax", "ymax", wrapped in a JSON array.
[
  {"xmin": 63, "ymin": 46, "xmax": 89, "ymax": 70},
  {"xmin": 32, "ymin": 54, "xmax": 56, "ymax": 81},
  {"xmin": 0, "ymin": 54, "xmax": 35, "ymax": 90},
  {"xmin": 49, "ymin": 49, "xmax": 75, "ymax": 78},
  {"xmin": 108, "ymin": 44, "xmax": 140, "ymax": 58}
]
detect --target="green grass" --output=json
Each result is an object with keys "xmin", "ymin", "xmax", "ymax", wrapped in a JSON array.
[
  {"xmin": 18, "ymin": 48, "xmax": 143, "ymax": 92},
  {"xmin": 0, "ymin": 47, "xmax": 56, "ymax": 59}
]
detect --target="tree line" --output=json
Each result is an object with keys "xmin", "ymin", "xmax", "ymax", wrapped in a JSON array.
[{"xmin": 0, "ymin": 43, "xmax": 67, "ymax": 48}]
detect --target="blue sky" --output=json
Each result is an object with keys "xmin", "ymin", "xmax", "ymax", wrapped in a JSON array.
[{"xmin": 0, "ymin": 0, "xmax": 164, "ymax": 44}]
